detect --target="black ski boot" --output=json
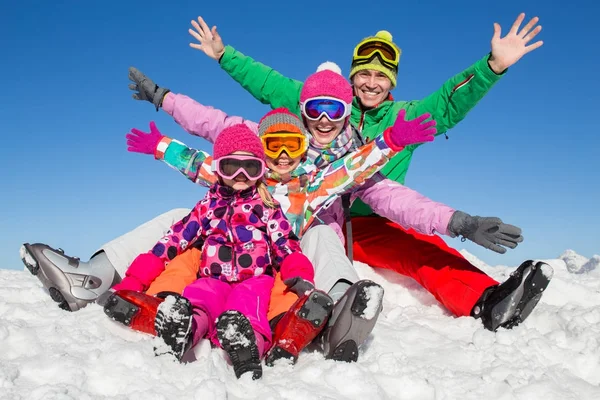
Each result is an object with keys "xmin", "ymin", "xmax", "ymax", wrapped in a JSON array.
[
  {"xmin": 216, "ymin": 310, "xmax": 262, "ymax": 380},
  {"xmin": 472, "ymin": 260, "xmax": 553, "ymax": 331},
  {"xmin": 154, "ymin": 294, "xmax": 194, "ymax": 361},
  {"xmin": 320, "ymin": 279, "xmax": 384, "ymax": 362}
]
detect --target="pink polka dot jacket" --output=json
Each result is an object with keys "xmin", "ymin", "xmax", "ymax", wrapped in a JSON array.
[{"xmin": 147, "ymin": 183, "xmax": 314, "ymax": 284}]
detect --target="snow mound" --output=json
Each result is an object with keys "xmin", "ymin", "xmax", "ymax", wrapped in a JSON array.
[{"xmin": 1, "ymin": 251, "xmax": 599, "ymax": 399}]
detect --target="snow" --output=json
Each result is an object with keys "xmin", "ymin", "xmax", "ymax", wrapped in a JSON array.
[
  {"xmin": 220, "ymin": 319, "xmax": 251, "ymax": 348},
  {"xmin": 1, "ymin": 250, "xmax": 599, "ymax": 399},
  {"xmin": 362, "ymin": 284, "xmax": 384, "ymax": 320}
]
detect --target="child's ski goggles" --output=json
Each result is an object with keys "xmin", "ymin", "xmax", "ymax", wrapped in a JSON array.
[
  {"xmin": 212, "ymin": 155, "xmax": 266, "ymax": 180},
  {"xmin": 261, "ymin": 133, "xmax": 307, "ymax": 159},
  {"xmin": 300, "ymin": 97, "xmax": 351, "ymax": 122},
  {"xmin": 353, "ymin": 38, "xmax": 400, "ymax": 70}
]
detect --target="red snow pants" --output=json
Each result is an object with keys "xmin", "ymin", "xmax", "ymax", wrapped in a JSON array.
[{"xmin": 351, "ymin": 216, "xmax": 498, "ymax": 317}]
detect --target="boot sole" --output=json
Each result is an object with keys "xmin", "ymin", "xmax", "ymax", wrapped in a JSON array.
[
  {"xmin": 327, "ymin": 280, "xmax": 384, "ymax": 362},
  {"xmin": 266, "ymin": 291, "xmax": 333, "ymax": 366},
  {"xmin": 299, "ymin": 291, "xmax": 334, "ymax": 328},
  {"xmin": 104, "ymin": 293, "xmax": 140, "ymax": 326},
  {"xmin": 490, "ymin": 261, "xmax": 553, "ymax": 331},
  {"xmin": 216, "ymin": 311, "xmax": 262, "ymax": 380},
  {"xmin": 154, "ymin": 297, "xmax": 193, "ymax": 361},
  {"xmin": 21, "ymin": 244, "xmax": 72, "ymax": 311}
]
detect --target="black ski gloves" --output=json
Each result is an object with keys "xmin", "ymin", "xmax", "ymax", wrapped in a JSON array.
[
  {"xmin": 447, "ymin": 210, "xmax": 524, "ymax": 254},
  {"xmin": 283, "ymin": 277, "xmax": 315, "ymax": 296},
  {"xmin": 128, "ymin": 67, "xmax": 170, "ymax": 111}
]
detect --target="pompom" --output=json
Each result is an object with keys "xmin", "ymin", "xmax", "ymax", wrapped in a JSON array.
[
  {"xmin": 316, "ymin": 61, "xmax": 342, "ymax": 75},
  {"xmin": 375, "ymin": 30, "xmax": 393, "ymax": 42}
]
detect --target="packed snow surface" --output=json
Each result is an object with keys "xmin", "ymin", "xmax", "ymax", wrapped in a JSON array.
[{"xmin": 1, "ymin": 250, "xmax": 599, "ymax": 399}]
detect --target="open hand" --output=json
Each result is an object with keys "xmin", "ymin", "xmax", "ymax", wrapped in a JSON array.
[
  {"xmin": 488, "ymin": 13, "xmax": 543, "ymax": 73},
  {"xmin": 189, "ymin": 16, "xmax": 225, "ymax": 61}
]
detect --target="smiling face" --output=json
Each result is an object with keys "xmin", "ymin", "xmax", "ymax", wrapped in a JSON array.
[
  {"xmin": 352, "ymin": 69, "xmax": 392, "ymax": 108},
  {"xmin": 265, "ymin": 150, "xmax": 302, "ymax": 176},
  {"xmin": 304, "ymin": 115, "xmax": 346, "ymax": 146}
]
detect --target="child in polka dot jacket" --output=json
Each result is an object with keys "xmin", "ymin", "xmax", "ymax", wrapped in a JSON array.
[{"xmin": 113, "ymin": 124, "xmax": 315, "ymax": 380}]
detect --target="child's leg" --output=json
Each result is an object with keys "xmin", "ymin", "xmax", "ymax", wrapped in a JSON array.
[
  {"xmin": 267, "ymin": 273, "xmax": 299, "ymax": 322},
  {"xmin": 217, "ymin": 278, "xmax": 272, "ymax": 381},
  {"xmin": 182, "ymin": 277, "xmax": 231, "ymax": 346},
  {"xmin": 351, "ymin": 216, "xmax": 498, "ymax": 317},
  {"xmin": 224, "ymin": 275, "xmax": 274, "ymax": 354},
  {"xmin": 146, "ymin": 247, "xmax": 202, "ymax": 296}
]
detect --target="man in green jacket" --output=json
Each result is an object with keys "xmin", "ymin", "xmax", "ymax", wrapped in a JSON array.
[{"xmin": 185, "ymin": 14, "xmax": 544, "ymax": 326}]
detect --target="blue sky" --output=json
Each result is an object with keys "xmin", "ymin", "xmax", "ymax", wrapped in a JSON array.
[{"xmin": 1, "ymin": 0, "xmax": 598, "ymax": 271}]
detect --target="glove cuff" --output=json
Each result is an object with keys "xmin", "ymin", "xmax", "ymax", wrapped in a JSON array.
[
  {"xmin": 447, "ymin": 210, "xmax": 472, "ymax": 238},
  {"xmin": 154, "ymin": 136, "xmax": 172, "ymax": 160},
  {"xmin": 382, "ymin": 127, "xmax": 403, "ymax": 151},
  {"xmin": 154, "ymin": 88, "xmax": 171, "ymax": 111}
]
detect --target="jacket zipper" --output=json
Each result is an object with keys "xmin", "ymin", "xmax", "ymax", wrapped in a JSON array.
[
  {"xmin": 442, "ymin": 73, "xmax": 475, "ymax": 140},
  {"xmin": 226, "ymin": 198, "xmax": 237, "ymax": 280}
]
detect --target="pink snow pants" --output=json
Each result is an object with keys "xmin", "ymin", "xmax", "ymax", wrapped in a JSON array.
[{"xmin": 182, "ymin": 275, "xmax": 274, "ymax": 350}]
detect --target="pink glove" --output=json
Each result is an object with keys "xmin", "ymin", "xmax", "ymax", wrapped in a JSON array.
[
  {"xmin": 279, "ymin": 252, "xmax": 315, "ymax": 284},
  {"xmin": 112, "ymin": 253, "xmax": 165, "ymax": 292},
  {"xmin": 383, "ymin": 109, "xmax": 437, "ymax": 151},
  {"xmin": 126, "ymin": 121, "xmax": 164, "ymax": 156}
]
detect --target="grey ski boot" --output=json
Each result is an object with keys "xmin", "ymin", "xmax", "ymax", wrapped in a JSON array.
[
  {"xmin": 20, "ymin": 243, "xmax": 120, "ymax": 311},
  {"xmin": 320, "ymin": 279, "xmax": 384, "ymax": 362}
]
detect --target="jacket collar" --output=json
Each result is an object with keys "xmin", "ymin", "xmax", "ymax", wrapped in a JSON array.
[{"xmin": 209, "ymin": 183, "xmax": 259, "ymax": 201}]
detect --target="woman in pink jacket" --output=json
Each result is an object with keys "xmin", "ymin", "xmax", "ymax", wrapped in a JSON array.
[{"xmin": 113, "ymin": 124, "xmax": 316, "ymax": 380}]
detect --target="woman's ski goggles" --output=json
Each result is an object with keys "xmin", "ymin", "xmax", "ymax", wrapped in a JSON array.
[
  {"xmin": 353, "ymin": 38, "xmax": 400, "ymax": 69},
  {"xmin": 261, "ymin": 133, "xmax": 307, "ymax": 159},
  {"xmin": 300, "ymin": 97, "xmax": 351, "ymax": 122},
  {"xmin": 212, "ymin": 155, "xmax": 266, "ymax": 180}
]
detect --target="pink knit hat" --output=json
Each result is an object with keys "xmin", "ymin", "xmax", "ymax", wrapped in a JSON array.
[
  {"xmin": 213, "ymin": 124, "xmax": 266, "ymax": 162},
  {"xmin": 300, "ymin": 62, "xmax": 353, "ymax": 104}
]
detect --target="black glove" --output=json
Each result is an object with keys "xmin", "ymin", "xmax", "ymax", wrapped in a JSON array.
[
  {"xmin": 448, "ymin": 210, "xmax": 524, "ymax": 254},
  {"xmin": 128, "ymin": 67, "xmax": 170, "ymax": 111},
  {"xmin": 283, "ymin": 277, "xmax": 315, "ymax": 296}
]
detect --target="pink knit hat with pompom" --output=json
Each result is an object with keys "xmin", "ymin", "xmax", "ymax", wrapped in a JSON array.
[
  {"xmin": 300, "ymin": 62, "xmax": 353, "ymax": 104},
  {"xmin": 213, "ymin": 124, "xmax": 266, "ymax": 162}
]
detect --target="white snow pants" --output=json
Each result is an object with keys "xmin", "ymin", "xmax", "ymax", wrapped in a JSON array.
[
  {"xmin": 299, "ymin": 225, "xmax": 359, "ymax": 292},
  {"xmin": 95, "ymin": 208, "xmax": 191, "ymax": 276}
]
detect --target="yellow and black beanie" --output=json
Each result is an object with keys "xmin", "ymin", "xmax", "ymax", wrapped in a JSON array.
[{"xmin": 349, "ymin": 30, "xmax": 402, "ymax": 87}]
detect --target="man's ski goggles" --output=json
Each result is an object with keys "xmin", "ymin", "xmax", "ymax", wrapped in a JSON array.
[
  {"xmin": 261, "ymin": 133, "xmax": 307, "ymax": 159},
  {"xmin": 212, "ymin": 155, "xmax": 266, "ymax": 180},
  {"xmin": 300, "ymin": 97, "xmax": 351, "ymax": 122},
  {"xmin": 353, "ymin": 38, "xmax": 400, "ymax": 69}
]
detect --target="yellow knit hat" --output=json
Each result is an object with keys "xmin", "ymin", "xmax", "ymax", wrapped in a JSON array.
[{"xmin": 349, "ymin": 30, "xmax": 401, "ymax": 87}]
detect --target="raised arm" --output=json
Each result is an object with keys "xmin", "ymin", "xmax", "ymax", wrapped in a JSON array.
[
  {"xmin": 188, "ymin": 16, "xmax": 303, "ymax": 114},
  {"xmin": 128, "ymin": 66, "xmax": 258, "ymax": 143},
  {"xmin": 305, "ymin": 110, "xmax": 437, "ymax": 214},
  {"xmin": 162, "ymin": 92, "xmax": 258, "ymax": 143},
  {"xmin": 406, "ymin": 13, "xmax": 543, "ymax": 135},
  {"xmin": 125, "ymin": 122, "xmax": 217, "ymax": 187}
]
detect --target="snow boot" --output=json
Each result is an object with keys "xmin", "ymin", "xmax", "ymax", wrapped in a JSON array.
[
  {"xmin": 320, "ymin": 279, "xmax": 384, "ymax": 362},
  {"xmin": 103, "ymin": 290, "xmax": 165, "ymax": 335},
  {"xmin": 265, "ymin": 289, "xmax": 333, "ymax": 366},
  {"xmin": 154, "ymin": 294, "xmax": 194, "ymax": 361},
  {"xmin": 216, "ymin": 310, "xmax": 262, "ymax": 380},
  {"xmin": 20, "ymin": 243, "xmax": 120, "ymax": 311},
  {"xmin": 472, "ymin": 260, "xmax": 553, "ymax": 331}
]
